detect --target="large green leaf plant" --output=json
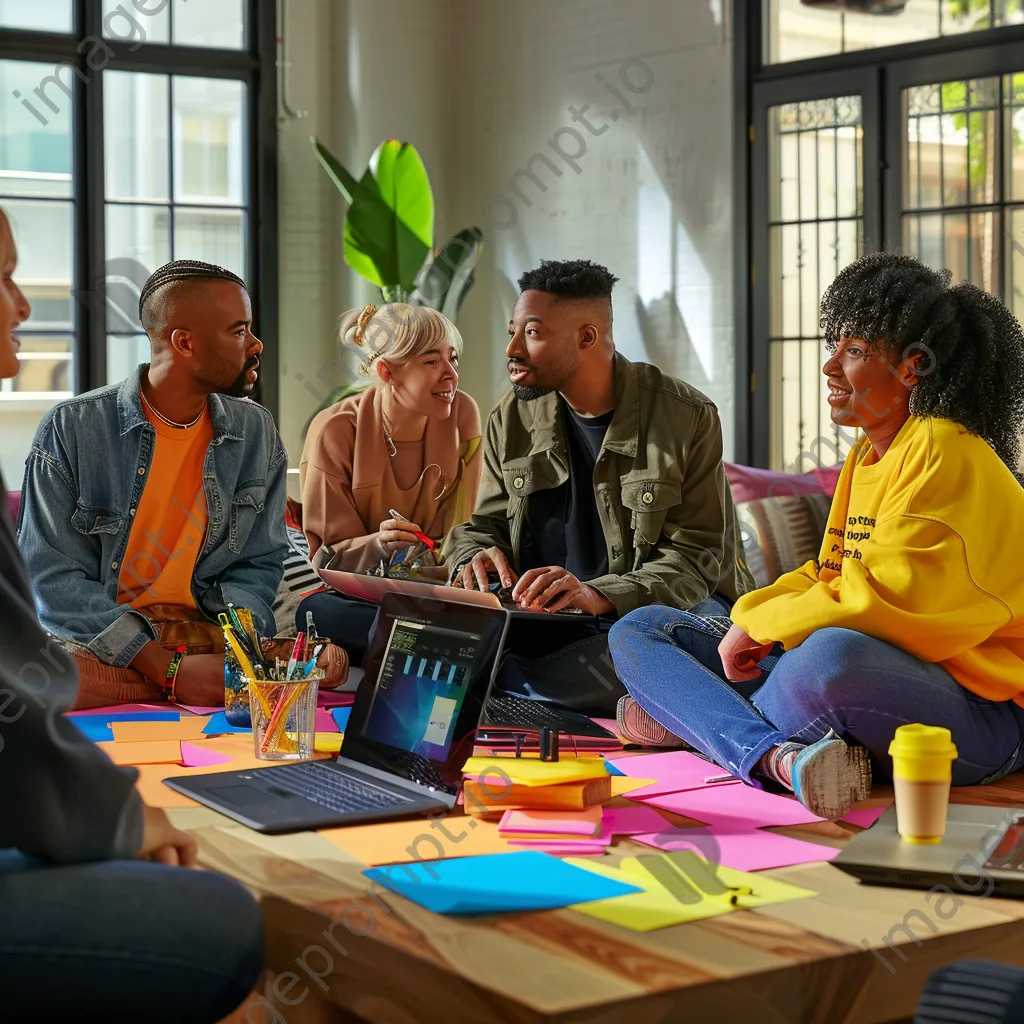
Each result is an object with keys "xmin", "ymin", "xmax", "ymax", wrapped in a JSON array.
[{"xmin": 306, "ymin": 138, "xmax": 483, "ymax": 428}]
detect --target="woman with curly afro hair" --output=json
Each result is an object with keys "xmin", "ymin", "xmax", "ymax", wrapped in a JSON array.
[{"xmin": 608, "ymin": 252, "xmax": 1024, "ymax": 821}]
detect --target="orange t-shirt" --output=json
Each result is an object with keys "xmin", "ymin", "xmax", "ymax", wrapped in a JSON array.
[{"xmin": 117, "ymin": 396, "xmax": 213, "ymax": 610}]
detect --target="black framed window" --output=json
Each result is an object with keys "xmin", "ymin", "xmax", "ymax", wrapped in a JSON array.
[
  {"xmin": 737, "ymin": 3, "xmax": 1024, "ymax": 469},
  {"xmin": 0, "ymin": 0, "xmax": 276, "ymax": 488}
]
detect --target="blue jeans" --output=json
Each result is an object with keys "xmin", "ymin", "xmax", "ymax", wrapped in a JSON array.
[
  {"xmin": 0, "ymin": 854, "xmax": 264, "ymax": 1022},
  {"xmin": 608, "ymin": 607, "xmax": 1024, "ymax": 788}
]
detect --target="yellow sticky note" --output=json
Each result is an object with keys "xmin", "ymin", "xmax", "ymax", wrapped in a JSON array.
[
  {"xmin": 319, "ymin": 815, "xmax": 516, "ymax": 866},
  {"xmin": 567, "ymin": 851, "xmax": 818, "ymax": 932},
  {"xmin": 462, "ymin": 756, "xmax": 608, "ymax": 788},
  {"xmin": 566, "ymin": 856, "xmax": 734, "ymax": 930},
  {"xmin": 314, "ymin": 733, "xmax": 344, "ymax": 754},
  {"xmin": 99, "ymin": 739, "xmax": 183, "ymax": 766},
  {"xmin": 610, "ymin": 776, "xmax": 658, "ymax": 797},
  {"xmin": 111, "ymin": 718, "xmax": 210, "ymax": 742}
]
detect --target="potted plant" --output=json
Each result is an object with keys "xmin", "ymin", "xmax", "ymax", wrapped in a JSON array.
[{"xmin": 306, "ymin": 137, "xmax": 483, "ymax": 429}]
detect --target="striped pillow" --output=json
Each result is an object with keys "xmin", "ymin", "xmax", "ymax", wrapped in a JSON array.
[{"xmin": 736, "ymin": 492, "xmax": 832, "ymax": 589}]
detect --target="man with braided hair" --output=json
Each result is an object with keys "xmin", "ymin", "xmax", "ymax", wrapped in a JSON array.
[{"xmin": 18, "ymin": 260, "xmax": 339, "ymax": 706}]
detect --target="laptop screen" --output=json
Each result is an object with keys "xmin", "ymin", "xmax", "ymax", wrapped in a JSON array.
[{"xmin": 340, "ymin": 593, "xmax": 508, "ymax": 796}]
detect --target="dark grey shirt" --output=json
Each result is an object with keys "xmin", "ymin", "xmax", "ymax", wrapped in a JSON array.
[
  {"xmin": 0, "ymin": 471, "xmax": 142, "ymax": 861},
  {"xmin": 521, "ymin": 400, "xmax": 613, "ymax": 582}
]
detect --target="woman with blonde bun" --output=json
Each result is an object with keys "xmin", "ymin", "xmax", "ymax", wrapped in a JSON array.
[{"xmin": 298, "ymin": 302, "xmax": 482, "ymax": 661}]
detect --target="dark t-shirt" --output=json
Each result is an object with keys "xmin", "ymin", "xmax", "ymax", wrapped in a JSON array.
[{"xmin": 520, "ymin": 400, "xmax": 613, "ymax": 582}]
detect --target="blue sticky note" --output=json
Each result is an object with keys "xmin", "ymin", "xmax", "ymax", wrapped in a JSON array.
[
  {"xmin": 69, "ymin": 711, "xmax": 180, "ymax": 743},
  {"xmin": 363, "ymin": 851, "xmax": 641, "ymax": 915},
  {"xmin": 202, "ymin": 710, "xmax": 251, "ymax": 734},
  {"xmin": 331, "ymin": 707, "xmax": 351, "ymax": 732},
  {"xmin": 603, "ymin": 759, "xmax": 627, "ymax": 776}
]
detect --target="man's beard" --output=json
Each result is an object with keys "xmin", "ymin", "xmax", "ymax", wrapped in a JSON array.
[
  {"xmin": 221, "ymin": 357, "xmax": 259, "ymax": 398},
  {"xmin": 512, "ymin": 383, "xmax": 555, "ymax": 401}
]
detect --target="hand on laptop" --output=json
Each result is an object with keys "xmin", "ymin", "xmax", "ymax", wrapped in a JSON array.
[
  {"xmin": 136, "ymin": 804, "xmax": 198, "ymax": 868},
  {"xmin": 718, "ymin": 623, "xmax": 775, "ymax": 681},
  {"xmin": 511, "ymin": 566, "xmax": 614, "ymax": 615},
  {"xmin": 459, "ymin": 547, "xmax": 518, "ymax": 592}
]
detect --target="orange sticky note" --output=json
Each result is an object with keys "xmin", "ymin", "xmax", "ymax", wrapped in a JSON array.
[
  {"xmin": 111, "ymin": 718, "xmax": 210, "ymax": 742},
  {"xmin": 319, "ymin": 815, "xmax": 515, "ymax": 866},
  {"xmin": 99, "ymin": 739, "xmax": 183, "ymax": 766},
  {"xmin": 134, "ymin": 763, "xmax": 200, "ymax": 807}
]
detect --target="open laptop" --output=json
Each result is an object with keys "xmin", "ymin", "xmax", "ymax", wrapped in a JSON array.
[
  {"xmin": 833, "ymin": 803, "xmax": 1024, "ymax": 897},
  {"xmin": 164, "ymin": 594, "xmax": 511, "ymax": 833}
]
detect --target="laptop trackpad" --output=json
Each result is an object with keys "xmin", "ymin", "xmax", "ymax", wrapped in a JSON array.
[{"xmin": 207, "ymin": 783, "xmax": 294, "ymax": 806}]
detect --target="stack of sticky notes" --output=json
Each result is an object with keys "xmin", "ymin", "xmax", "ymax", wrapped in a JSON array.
[
  {"xmin": 461, "ymin": 755, "xmax": 612, "ymax": 819},
  {"xmin": 497, "ymin": 804, "xmax": 670, "ymax": 856}
]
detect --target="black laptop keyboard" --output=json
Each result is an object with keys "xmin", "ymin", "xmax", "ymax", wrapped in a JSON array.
[
  {"xmin": 484, "ymin": 693, "xmax": 613, "ymax": 738},
  {"xmin": 266, "ymin": 761, "xmax": 416, "ymax": 814}
]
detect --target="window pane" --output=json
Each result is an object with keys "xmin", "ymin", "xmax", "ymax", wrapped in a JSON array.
[
  {"xmin": 102, "ymin": 0, "xmax": 170, "ymax": 45},
  {"xmin": 767, "ymin": 96, "xmax": 863, "ymax": 469},
  {"xmin": 105, "ymin": 204, "xmax": 171, "ymax": 332},
  {"xmin": 105, "ymin": 72, "xmax": 170, "ymax": 201},
  {"xmin": 1010, "ymin": 206, "xmax": 1024, "ymax": 324},
  {"xmin": 174, "ymin": 207, "xmax": 245, "ymax": 278},
  {"xmin": 0, "ymin": 60, "xmax": 73, "ymax": 197},
  {"xmin": 173, "ymin": 77, "xmax": 246, "ymax": 204},
  {"xmin": 0, "ymin": 0, "xmax": 71, "ymax": 33},
  {"xmin": 107, "ymin": 334, "xmax": 151, "ymax": 388},
  {"xmin": 7, "ymin": 335, "xmax": 72, "ymax": 393},
  {"xmin": 173, "ymin": 0, "xmax": 244, "ymax": 50},
  {"xmin": 766, "ymin": 0, "xmax": 1020, "ymax": 65},
  {"xmin": 4, "ymin": 199, "xmax": 74, "ymax": 331}
]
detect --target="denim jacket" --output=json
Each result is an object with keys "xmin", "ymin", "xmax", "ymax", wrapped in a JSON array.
[{"xmin": 17, "ymin": 366, "xmax": 288, "ymax": 667}]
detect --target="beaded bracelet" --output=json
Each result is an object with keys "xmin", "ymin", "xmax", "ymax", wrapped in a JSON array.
[{"xmin": 162, "ymin": 644, "xmax": 187, "ymax": 702}]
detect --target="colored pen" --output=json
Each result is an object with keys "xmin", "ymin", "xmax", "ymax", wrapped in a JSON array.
[
  {"xmin": 388, "ymin": 508, "xmax": 435, "ymax": 551},
  {"xmin": 704, "ymin": 773, "xmax": 735, "ymax": 784},
  {"xmin": 285, "ymin": 632, "xmax": 305, "ymax": 680}
]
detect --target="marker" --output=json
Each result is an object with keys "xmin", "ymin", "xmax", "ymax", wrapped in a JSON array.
[
  {"xmin": 388, "ymin": 508, "xmax": 435, "ymax": 551},
  {"xmin": 286, "ymin": 632, "xmax": 305, "ymax": 680}
]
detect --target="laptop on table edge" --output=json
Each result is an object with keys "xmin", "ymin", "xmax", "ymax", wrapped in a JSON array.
[{"xmin": 164, "ymin": 592, "xmax": 615, "ymax": 833}]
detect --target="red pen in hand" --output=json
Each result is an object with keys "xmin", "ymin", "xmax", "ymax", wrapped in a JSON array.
[{"xmin": 388, "ymin": 508, "xmax": 435, "ymax": 551}]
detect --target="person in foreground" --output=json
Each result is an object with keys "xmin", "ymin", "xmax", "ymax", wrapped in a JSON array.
[
  {"xmin": 442, "ymin": 259, "xmax": 752, "ymax": 714},
  {"xmin": 17, "ymin": 259, "xmax": 341, "ymax": 708},
  {"xmin": 610, "ymin": 252, "xmax": 1024, "ymax": 821},
  {"xmin": 0, "ymin": 211, "xmax": 263, "ymax": 1022},
  {"xmin": 297, "ymin": 302, "xmax": 481, "ymax": 663}
]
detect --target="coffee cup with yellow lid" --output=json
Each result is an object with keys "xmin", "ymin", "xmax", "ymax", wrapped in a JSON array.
[{"xmin": 888, "ymin": 724, "xmax": 958, "ymax": 844}]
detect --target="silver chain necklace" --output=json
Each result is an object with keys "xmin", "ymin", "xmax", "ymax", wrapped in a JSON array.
[{"xmin": 141, "ymin": 390, "xmax": 205, "ymax": 430}]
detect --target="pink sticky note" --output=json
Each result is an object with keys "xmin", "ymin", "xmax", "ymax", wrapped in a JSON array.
[
  {"xmin": 637, "ymin": 781, "xmax": 824, "ymax": 828},
  {"xmin": 179, "ymin": 742, "xmax": 234, "ymax": 768},
  {"xmin": 632, "ymin": 826, "xmax": 841, "ymax": 871},
  {"xmin": 315, "ymin": 708, "xmax": 339, "ymax": 733},
  {"xmin": 607, "ymin": 751, "xmax": 742, "ymax": 800},
  {"xmin": 842, "ymin": 804, "xmax": 891, "ymax": 828},
  {"xmin": 175, "ymin": 704, "xmax": 223, "ymax": 716},
  {"xmin": 507, "ymin": 839, "xmax": 609, "ymax": 855},
  {"xmin": 317, "ymin": 690, "xmax": 355, "ymax": 708},
  {"xmin": 68, "ymin": 703, "xmax": 169, "ymax": 717},
  {"xmin": 601, "ymin": 805, "xmax": 669, "ymax": 836},
  {"xmin": 500, "ymin": 808, "xmax": 603, "ymax": 836}
]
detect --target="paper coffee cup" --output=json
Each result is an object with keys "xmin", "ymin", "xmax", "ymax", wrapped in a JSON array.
[{"xmin": 888, "ymin": 724, "xmax": 958, "ymax": 845}]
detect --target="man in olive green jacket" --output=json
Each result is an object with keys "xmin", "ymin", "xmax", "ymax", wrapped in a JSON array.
[{"xmin": 441, "ymin": 259, "xmax": 753, "ymax": 714}]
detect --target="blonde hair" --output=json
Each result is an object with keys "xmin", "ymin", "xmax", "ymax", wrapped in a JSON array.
[{"xmin": 341, "ymin": 302, "xmax": 463, "ymax": 382}]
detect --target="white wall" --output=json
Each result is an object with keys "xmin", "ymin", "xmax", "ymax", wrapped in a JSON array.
[{"xmin": 277, "ymin": 0, "xmax": 737, "ymax": 468}]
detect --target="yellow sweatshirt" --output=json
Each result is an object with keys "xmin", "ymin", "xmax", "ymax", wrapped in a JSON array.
[{"xmin": 732, "ymin": 416, "xmax": 1024, "ymax": 707}]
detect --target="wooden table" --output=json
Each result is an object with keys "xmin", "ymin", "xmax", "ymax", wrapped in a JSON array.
[{"xmin": 179, "ymin": 774, "xmax": 1024, "ymax": 1024}]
